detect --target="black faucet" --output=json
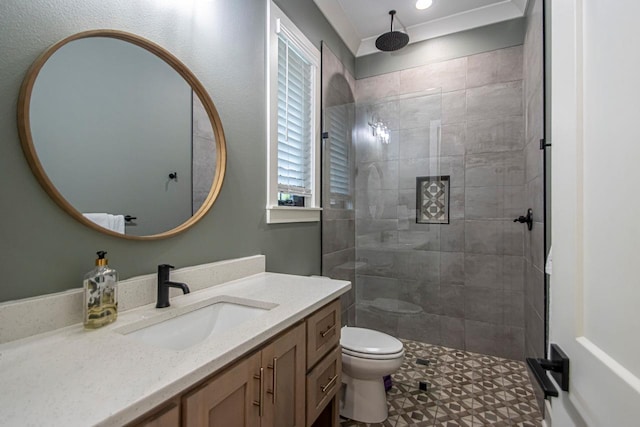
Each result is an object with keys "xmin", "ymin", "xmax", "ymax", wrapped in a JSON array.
[{"xmin": 156, "ymin": 264, "xmax": 190, "ymax": 308}]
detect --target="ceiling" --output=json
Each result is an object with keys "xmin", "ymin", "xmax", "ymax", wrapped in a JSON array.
[{"xmin": 313, "ymin": 0, "xmax": 529, "ymax": 57}]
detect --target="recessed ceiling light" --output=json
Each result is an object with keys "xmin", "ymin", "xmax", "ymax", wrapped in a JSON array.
[{"xmin": 416, "ymin": 0, "xmax": 433, "ymax": 10}]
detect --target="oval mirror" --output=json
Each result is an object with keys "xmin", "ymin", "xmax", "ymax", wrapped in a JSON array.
[{"xmin": 17, "ymin": 30, "xmax": 227, "ymax": 240}]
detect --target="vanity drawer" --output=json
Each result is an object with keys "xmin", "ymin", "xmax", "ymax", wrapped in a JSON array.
[
  {"xmin": 305, "ymin": 346, "xmax": 341, "ymax": 426},
  {"xmin": 306, "ymin": 299, "xmax": 341, "ymax": 369}
]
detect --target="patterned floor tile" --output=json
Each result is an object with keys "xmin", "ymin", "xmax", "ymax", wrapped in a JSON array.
[{"xmin": 340, "ymin": 340, "xmax": 543, "ymax": 427}]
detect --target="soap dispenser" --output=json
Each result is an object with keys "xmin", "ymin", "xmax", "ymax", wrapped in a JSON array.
[{"xmin": 83, "ymin": 251, "xmax": 118, "ymax": 329}]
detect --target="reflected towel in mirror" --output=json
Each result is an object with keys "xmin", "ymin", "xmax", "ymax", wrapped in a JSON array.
[{"xmin": 83, "ymin": 213, "xmax": 125, "ymax": 234}]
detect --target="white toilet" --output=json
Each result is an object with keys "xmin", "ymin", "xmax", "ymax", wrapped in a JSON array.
[{"xmin": 340, "ymin": 326, "xmax": 405, "ymax": 423}]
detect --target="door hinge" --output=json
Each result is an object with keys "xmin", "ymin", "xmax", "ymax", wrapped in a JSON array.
[{"xmin": 540, "ymin": 139, "xmax": 552, "ymax": 150}]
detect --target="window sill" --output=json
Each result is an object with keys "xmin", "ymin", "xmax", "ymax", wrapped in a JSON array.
[{"xmin": 266, "ymin": 206, "xmax": 322, "ymax": 224}]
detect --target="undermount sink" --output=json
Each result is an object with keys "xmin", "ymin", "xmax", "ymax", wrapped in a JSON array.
[{"xmin": 119, "ymin": 296, "xmax": 277, "ymax": 351}]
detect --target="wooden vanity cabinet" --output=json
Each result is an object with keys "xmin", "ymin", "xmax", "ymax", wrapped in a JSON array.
[
  {"xmin": 129, "ymin": 299, "xmax": 341, "ymax": 427},
  {"xmin": 183, "ymin": 323, "xmax": 306, "ymax": 427}
]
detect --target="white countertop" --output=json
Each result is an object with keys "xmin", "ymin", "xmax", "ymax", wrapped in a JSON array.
[{"xmin": 0, "ymin": 272, "xmax": 350, "ymax": 427}]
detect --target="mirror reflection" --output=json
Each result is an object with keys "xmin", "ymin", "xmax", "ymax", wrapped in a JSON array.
[{"xmin": 23, "ymin": 33, "xmax": 224, "ymax": 238}]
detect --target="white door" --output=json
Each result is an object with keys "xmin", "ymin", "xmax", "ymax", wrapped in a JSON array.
[{"xmin": 550, "ymin": 0, "xmax": 640, "ymax": 425}]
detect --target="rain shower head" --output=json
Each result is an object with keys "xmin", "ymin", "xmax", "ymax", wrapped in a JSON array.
[{"xmin": 375, "ymin": 10, "xmax": 409, "ymax": 52}]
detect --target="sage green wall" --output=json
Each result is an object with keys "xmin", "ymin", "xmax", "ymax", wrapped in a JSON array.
[
  {"xmin": 356, "ymin": 18, "xmax": 526, "ymax": 79},
  {"xmin": 0, "ymin": 0, "xmax": 354, "ymax": 302}
]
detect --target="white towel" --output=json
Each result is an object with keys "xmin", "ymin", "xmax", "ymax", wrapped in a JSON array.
[{"xmin": 83, "ymin": 213, "xmax": 125, "ymax": 234}]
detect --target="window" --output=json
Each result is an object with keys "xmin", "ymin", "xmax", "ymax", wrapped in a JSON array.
[
  {"xmin": 267, "ymin": 1, "xmax": 321, "ymax": 223},
  {"xmin": 326, "ymin": 104, "xmax": 352, "ymax": 203}
]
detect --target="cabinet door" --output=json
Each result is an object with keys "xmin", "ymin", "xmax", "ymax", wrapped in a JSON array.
[
  {"xmin": 183, "ymin": 351, "xmax": 262, "ymax": 427},
  {"xmin": 261, "ymin": 323, "xmax": 306, "ymax": 427}
]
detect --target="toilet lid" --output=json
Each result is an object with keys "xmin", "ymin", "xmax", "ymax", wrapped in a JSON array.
[{"xmin": 341, "ymin": 327, "xmax": 404, "ymax": 355}]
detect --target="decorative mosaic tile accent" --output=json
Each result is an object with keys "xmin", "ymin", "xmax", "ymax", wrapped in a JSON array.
[
  {"xmin": 340, "ymin": 339, "xmax": 543, "ymax": 427},
  {"xmin": 416, "ymin": 176, "xmax": 450, "ymax": 224}
]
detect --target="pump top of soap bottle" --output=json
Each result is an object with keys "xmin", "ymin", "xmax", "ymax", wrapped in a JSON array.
[{"xmin": 96, "ymin": 251, "xmax": 108, "ymax": 266}]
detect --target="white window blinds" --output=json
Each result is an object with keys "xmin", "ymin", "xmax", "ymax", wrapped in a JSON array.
[
  {"xmin": 277, "ymin": 33, "xmax": 314, "ymax": 197},
  {"xmin": 327, "ymin": 105, "xmax": 351, "ymax": 196}
]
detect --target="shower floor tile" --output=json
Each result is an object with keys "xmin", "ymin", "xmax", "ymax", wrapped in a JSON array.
[{"xmin": 339, "ymin": 339, "xmax": 542, "ymax": 427}]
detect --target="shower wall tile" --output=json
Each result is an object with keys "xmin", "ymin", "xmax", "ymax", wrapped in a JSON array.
[
  {"xmin": 440, "ymin": 252, "xmax": 465, "ymax": 285},
  {"xmin": 529, "ymin": 222, "xmax": 544, "ymax": 270},
  {"xmin": 355, "ymin": 305, "xmax": 398, "ymax": 337},
  {"xmin": 399, "ymin": 94, "xmax": 442, "ymax": 129},
  {"xmin": 356, "ymin": 160, "xmax": 399, "ymax": 191},
  {"xmin": 398, "ymin": 127, "xmax": 431, "ymax": 159},
  {"xmin": 467, "ymin": 45, "xmax": 524, "ymax": 89},
  {"xmin": 465, "ymin": 254, "xmax": 503, "ymax": 289},
  {"xmin": 503, "ymin": 220, "xmax": 524, "ymax": 256},
  {"xmin": 322, "ymin": 219, "xmax": 355, "ymax": 253},
  {"xmin": 504, "ymin": 255, "xmax": 525, "ymax": 292},
  {"xmin": 356, "ymin": 218, "xmax": 398, "ymax": 235},
  {"xmin": 439, "ymin": 220, "xmax": 466, "ymax": 252},
  {"xmin": 440, "ymin": 285, "xmax": 465, "ymax": 317},
  {"xmin": 465, "ymin": 320, "xmax": 509, "ymax": 357},
  {"xmin": 525, "ymin": 262, "xmax": 545, "ymax": 318},
  {"xmin": 322, "ymin": 248, "xmax": 355, "ymax": 281},
  {"xmin": 465, "ymin": 287, "xmax": 503, "ymax": 324},
  {"xmin": 466, "ymin": 81, "xmax": 523, "ymax": 122},
  {"xmin": 465, "ymin": 152, "xmax": 525, "ymax": 188},
  {"xmin": 367, "ymin": 100, "xmax": 400, "ymax": 130},
  {"xmin": 441, "ymin": 123, "xmax": 467, "ymax": 156},
  {"xmin": 356, "ymin": 274, "xmax": 398, "ymax": 301},
  {"xmin": 465, "ymin": 116, "xmax": 525, "ymax": 154},
  {"xmin": 415, "ymin": 280, "xmax": 441, "ymax": 314},
  {"xmin": 440, "ymin": 316, "xmax": 466, "ymax": 349},
  {"xmin": 323, "ymin": 207, "xmax": 355, "ymax": 221},
  {"xmin": 525, "ymin": 300, "xmax": 545, "ymax": 358},
  {"xmin": 393, "ymin": 250, "xmax": 441, "ymax": 283},
  {"xmin": 526, "ymin": 79, "xmax": 544, "ymax": 143},
  {"xmin": 355, "ymin": 188, "xmax": 398, "ymax": 220},
  {"xmin": 465, "ymin": 186, "xmax": 524, "ymax": 221},
  {"xmin": 442, "ymin": 90, "xmax": 467, "ymax": 124},
  {"xmin": 356, "ymin": 232, "xmax": 397, "ymax": 249},
  {"xmin": 502, "ymin": 327, "xmax": 525, "ymax": 360},
  {"xmin": 397, "ymin": 156, "xmax": 464, "ymax": 189},
  {"xmin": 397, "ymin": 230, "xmax": 441, "ymax": 251},
  {"xmin": 525, "ymin": 138, "xmax": 543, "ymax": 183},
  {"xmin": 504, "ymin": 290, "xmax": 525, "ymax": 327},
  {"xmin": 355, "ymin": 71, "xmax": 400, "ymax": 103},
  {"xmin": 465, "ymin": 220, "xmax": 502, "ymax": 254},
  {"xmin": 356, "ymin": 248, "xmax": 396, "ymax": 278},
  {"xmin": 464, "ymin": 321, "xmax": 525, "ymax": 360},
  {"xmin": 399, "ymin": 312, "xmax": 442, "ymax": 344},
  {"xmin": 504, "ymin": 186, "xmax": 526, "ymax": 219},
  {"xmin": 399, "ymin": 57, "xmax": 467, "ymax": 94},
  {"xmin": 527, "ymin": 175, "xmax": 544, "ymax": 223},
  {"xmin": 449, "ymin": 187, "xmax": 466, "ymax": 220},
  {"xmin": 465, "ymin": 186, "xmax": 503, "ymax": 219}
]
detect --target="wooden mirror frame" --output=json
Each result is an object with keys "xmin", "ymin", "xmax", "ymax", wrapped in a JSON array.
[{"xmin": 17, "ymin": 29, "xmax": 227, "ymax": 240}]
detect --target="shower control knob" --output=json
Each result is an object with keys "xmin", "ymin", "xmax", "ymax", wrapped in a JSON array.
[{"xmin": 513, "ymin": 209, "xmax": 534, "ymax": 230}]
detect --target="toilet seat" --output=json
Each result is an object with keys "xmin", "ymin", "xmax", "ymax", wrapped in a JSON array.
[
  {"xmin": 342, "ymin": 347, "xmax": 404, "ymax": 360},
  {"xmin": 341, "ymin": 327, "xmax": 404, "ymax": 360}
]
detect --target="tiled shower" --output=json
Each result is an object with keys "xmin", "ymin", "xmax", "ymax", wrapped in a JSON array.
[{"xmin": 322, "ymin": 0, "xmax": 544, "ymax": 366}]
